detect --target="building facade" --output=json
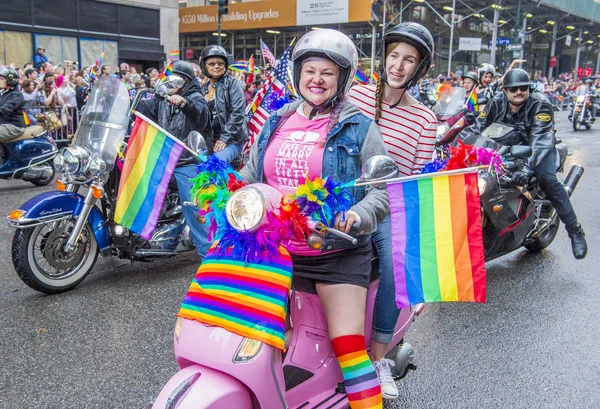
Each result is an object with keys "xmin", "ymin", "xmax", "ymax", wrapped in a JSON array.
[{"xmin": 1, "ymin": 0, "xmax": 179, "ymax": 72}]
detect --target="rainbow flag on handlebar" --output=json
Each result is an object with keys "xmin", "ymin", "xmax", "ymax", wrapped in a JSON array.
[
  {"xmin": 388, "ymin": 169, "xmax": 486, "ymax": 308},
  {"xmin": 114, "ymin": 113, "xmax": 185, "ymax": 240}
]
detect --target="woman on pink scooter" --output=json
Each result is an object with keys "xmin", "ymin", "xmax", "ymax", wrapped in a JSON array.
[
  {"xmin": 240, "ymin": 29, "xmax": 389, "ymax": 409},
  {"xmin": 348, "ymin": 22, "xmax": 437, "ymax": 400}
]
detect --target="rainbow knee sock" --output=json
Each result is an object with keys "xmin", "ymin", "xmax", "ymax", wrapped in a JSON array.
[{"xmin": 331, "ymin": 335, "xmax": 382, "ymax": 409}]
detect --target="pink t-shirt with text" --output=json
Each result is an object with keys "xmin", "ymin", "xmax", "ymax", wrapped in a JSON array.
[{"xmin": 263, "ymin": 107, "xmax": 330, "ymax": 255}]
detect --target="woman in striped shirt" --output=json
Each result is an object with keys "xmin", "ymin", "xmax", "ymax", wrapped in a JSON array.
[{"xmin": 348, "ymin": 22, "xmax": 437, "ymax": 400}]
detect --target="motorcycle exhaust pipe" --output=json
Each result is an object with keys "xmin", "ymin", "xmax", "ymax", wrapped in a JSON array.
[{"xmin": 563, "ymin": 164, "xmax": 584, "ymax": 197}]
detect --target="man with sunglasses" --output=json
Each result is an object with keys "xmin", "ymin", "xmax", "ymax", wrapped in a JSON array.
[
  {"xmin": 458, "ymin": 68, "xmax": 587, "ymax": 259},
  {"xmin": 136, "ymin": 59, "xmax": 213, "ymax": 261}
]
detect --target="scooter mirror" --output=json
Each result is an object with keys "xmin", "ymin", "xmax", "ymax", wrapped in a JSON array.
[
  {"xmin": 509, "ymin": 145, "xmax": 532, "ymax": 159},
  {"xmin": 358, "ymin": 155, "xmax": 399, "ymax": 183},
  {"xmin": 187, "ymin": 131, "xmax": 207, "ymax": 155}
]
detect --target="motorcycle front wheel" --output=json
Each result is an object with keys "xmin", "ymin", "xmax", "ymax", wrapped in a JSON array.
[{"xmin": 11, "ymin": 219, "xmax": 99, "ymax": 294}]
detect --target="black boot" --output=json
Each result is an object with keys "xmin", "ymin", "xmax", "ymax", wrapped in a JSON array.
[{"xmin": 567, "ymin": 224, "xmax": 587, "ymax": 260}]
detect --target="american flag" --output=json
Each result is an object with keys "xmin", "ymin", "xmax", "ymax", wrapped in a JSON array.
[
  {"xmin": 243, "ymin": 44, "xmax": 292, "ymax": 156},
  {"xmin": 261, "ymin": 40, "xmax": 277, "ymax": 68}
]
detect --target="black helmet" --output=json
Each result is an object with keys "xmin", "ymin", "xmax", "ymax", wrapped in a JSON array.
[
  {"xmin": 462, "ymin": 71, "xmax": 478, "ymax": 82},
  {"xmin": 171, "ymin": 60, "xmax": 194, "ymax": 81},
  {"xmin": 199, "ymin": 45, "xmax": 228, "ymax": 77},
  {"xmin": 0, "ymin": 67, "xmax": 20, "ymax": 88},
  {"xmin": 503, "ymin": 68, "xmax": 530, "ymax": 88},
  {"xmin": 584, "ymin": 78, "xmax": 594, "ymax": 85},
  {"xmin": 381, "ymin": 22, "xmax": 434, "ymax": 88}
]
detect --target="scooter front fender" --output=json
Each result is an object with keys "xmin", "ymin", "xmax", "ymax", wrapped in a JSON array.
[
  {"xmin": 152, "ymin": 364, "xmax": 253, "ymax": 409},
  {"xmin": 7, "ymin": 190, "xmax": 111, "ymax": 251}
]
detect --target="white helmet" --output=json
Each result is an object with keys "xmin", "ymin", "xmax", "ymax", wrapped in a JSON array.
[{"xmin": 292, "ymin": 29, "xmax": 358, "ymax": 112}]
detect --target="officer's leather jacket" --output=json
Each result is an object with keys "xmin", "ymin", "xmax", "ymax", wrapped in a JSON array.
[{"xmin": 458, "ymin": 90, "xmax": 555, "ymax": 169}]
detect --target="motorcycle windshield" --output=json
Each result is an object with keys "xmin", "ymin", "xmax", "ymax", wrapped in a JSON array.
[
  {"xmin": 433, "ymin": 87, "xmax": 467, "ymax": 116},
  {"xmin": 72, "ymin": 76, "xmax": 130, "ymax": 171}
]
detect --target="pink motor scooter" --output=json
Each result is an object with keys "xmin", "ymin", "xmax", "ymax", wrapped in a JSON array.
[{"xmin": 151, "ymin": 156, "xmax": 423, "ymax": 409}]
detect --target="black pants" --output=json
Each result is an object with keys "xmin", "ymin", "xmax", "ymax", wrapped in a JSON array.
[{"xmin": 533, "ymin": 149, "xmax": 578, "ymax": 230}]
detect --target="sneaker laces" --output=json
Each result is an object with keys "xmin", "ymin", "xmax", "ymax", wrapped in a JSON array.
[{"xmin": 375, "ymin": 359, "xmax": 395, "ymax": 384}]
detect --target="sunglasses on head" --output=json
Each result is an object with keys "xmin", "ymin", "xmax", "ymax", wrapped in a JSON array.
[{"xmin": 507, "ymin": 85, "xmax": 529, "ymax": 93}]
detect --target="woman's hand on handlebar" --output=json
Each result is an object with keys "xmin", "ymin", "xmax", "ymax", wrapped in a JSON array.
[{"xmin": 334, "ymin": 210, "xmax": 360, "ymax": 234}]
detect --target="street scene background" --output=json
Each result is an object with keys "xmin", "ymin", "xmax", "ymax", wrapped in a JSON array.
[{"xmin": 1, "ymin": 111, "xmax": 598, "ymax": 408}]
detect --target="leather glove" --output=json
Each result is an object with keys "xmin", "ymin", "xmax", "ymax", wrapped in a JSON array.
[{"xmin": 511, "ymin": 165, "xmax": 533, "ymax": 186}]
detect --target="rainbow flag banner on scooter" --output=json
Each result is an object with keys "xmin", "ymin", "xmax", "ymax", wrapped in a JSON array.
[
  {"xmin": 388, "ymin": 169, "xmax": 486, "ymax": 308},
  {"xmin": 178, "ymin": 245, "xmax": 293, "ymax": 350}
]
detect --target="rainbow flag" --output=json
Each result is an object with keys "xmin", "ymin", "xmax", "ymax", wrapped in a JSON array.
[
  {"xmin": 247, "ymin": 55, "xmax": 255, "ymax": 72},
  {"xmin": 22, "ymin": 111, "xmax": 32, "ymax": 126},
  {"xmin": 157, "ymin": 60, "xmax": 173, "ymax": 83},
  {"xmin": 114, "ymin": 114, "xmax": 185, "ymax": 240},
  {"xmin": 389, "ymin": 169, "xmax": 486, "ymax": 308},
  {"xmin": 169, "ymin": 50, "xmax": 180, "ymax": 60},
  {"xmin": 229, "ymin": 60, "xmax": 249, "ymax": 72},
  {"xmin": 372, "ymin": 72, "xmax": 380, "ymax": 82},
  {"xmin": 466, "ymin": 89, "xmax": 478, "ymax": 112},
  {"xmin": 178, "ymin": 245, "xmax": 293, "ymax": 350},
  {"xmin": 354, "ymin": 69, "xmax": 368, "ymax": 84}
]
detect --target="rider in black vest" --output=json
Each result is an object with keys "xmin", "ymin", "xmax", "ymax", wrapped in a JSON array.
[{"xmin": 458, "ymin": 69, "xmax": 587, "ymax": 259}]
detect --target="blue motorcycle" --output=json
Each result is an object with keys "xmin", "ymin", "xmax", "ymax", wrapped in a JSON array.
[
  {"xmin": 6, "ymin": 76, "xmax": 195, "ymax": 294},
  {"xmin": 0, "ymin": 125, "xmax": 57, "ymax": 186}
]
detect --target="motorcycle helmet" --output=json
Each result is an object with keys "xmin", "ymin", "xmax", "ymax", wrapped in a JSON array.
[
  {"xmin": 380, "ymin": 22, "xmax": 434, "ymax": 89},
  {"xmin": 292, "ymin": 29, "xmax": 358, "ymax": 115},
  {"xmin": 462, "ymin": 71, "xmax": 479, "ymax": 82},
  {"xmin": 477, "ymin": 63, "xmax": 496, "ymax": 86},
  {"xmin": 503, "ymin": 68, "xmax": 530, "ymax": 88},
  {"xmin": 0, "ymin": 67, "xmax": 20, "ymax": 88},
  {"xmin": 199, "ymin": 45, "xmax": 228, "ymax": 78},
  {"xmin": 171, "ymin": 60, "xmax": 194, "ymax": 81}
]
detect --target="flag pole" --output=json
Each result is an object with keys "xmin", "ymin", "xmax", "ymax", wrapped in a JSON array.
[
  {"xmin": 131, "ymin": 110, "xmax": 198, "ymax": 157},
  {"xmin": 354, "ymin": 166, "xmax": 482, "ymax": 187}
]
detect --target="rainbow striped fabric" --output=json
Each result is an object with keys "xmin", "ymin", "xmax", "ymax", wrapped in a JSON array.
[
  {"xmin": 371, "ymin": 72, "xmax": 380, "ymax": 82},
  {"xmin": 247, "ymin": 55, "xmax": 255, "ymax": 72},
  {"xmin": 114, "ymin": 115, "xmax": 185, "ymax": 240},
  {"xmin": 389, "ymin": 170, "xmax": 486, "ymax": 308},
  {"xmin": 169, "ymin": 50, "xmax": 180, "ymax": 60},
  {"xmin": 466, "ymin": 89, "xmax": 478, "ymax": 112},
  {"xmin": 354, "ymin": 69, "xmax": 368, "ymax": 84},
  {"xmin": 178, "ymin": 245, "xmax": 293, "ymax": 350},
  {"xmin": 331, "ymin": 335, "xmax": 382, "ymax": 409}
]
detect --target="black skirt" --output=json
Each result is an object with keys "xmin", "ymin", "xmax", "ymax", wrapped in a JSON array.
[{"xmin": 291, "ymin": 243, "xmax": 373, "ymax": 293}]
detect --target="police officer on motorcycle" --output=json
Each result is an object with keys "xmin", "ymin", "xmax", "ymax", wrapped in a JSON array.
[
  {"xmin": 136, "ymin": 60, "xmax": 213, "ymax": 260},
  {"xmin": 459, "ymin": 68, "xmax": 587, "ymax": 259},
  {"xmin": 0, "ymin": 68, "xmax": 25, "ymax": 142}
]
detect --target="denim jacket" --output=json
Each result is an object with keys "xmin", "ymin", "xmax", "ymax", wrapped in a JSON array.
[{"xmin": 240, "ymin": 100, "xmax": 390, "ymax": 251}]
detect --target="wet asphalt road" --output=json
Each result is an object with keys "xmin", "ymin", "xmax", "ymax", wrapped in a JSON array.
[{"xmin": 1, "ymin": 111, "xmax": 599, "ymax": 409}]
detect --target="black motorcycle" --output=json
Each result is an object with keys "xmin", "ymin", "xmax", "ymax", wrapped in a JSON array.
[{"xmin": 465, "ymin": 124, "xmax": 583, "ymax": 260}]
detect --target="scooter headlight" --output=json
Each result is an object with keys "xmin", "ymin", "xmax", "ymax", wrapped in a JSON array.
[
  {"xmin": 89, "ymin": 157, "xmax": 107, "ymax": 176},
  {"xmin": 233, "ymin": 338, "xmax": 263, "ymax": 363},
  {"xmin": 53, "ymin": 153, "xmax": 65, "ymax": 172},
  {"xmin": 225, "ymin": 186, "xmax": 266, "ymax": 232}
]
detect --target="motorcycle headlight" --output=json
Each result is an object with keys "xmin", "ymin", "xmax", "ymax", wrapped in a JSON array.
[
  {"xmin": 89, "ymin": 157, "xmax": 107, "ymax": 176},
  {"xmin": 61, "ymin": 146, "xmax": 90, "ymax": 175},
  {"xmin": 437, "ymin": 123, "xmax": 450, "ymax": 139},
  {"xmin": 225, "ymin": 186, "xmax": 266, "ymax": 232},
  {"xmin": 53, "ymin": 153, "xmax": 65, "ymax": 172},
  {"xmin": 577, "ymin": 96, "xmax": 585, "ymax": 103}
]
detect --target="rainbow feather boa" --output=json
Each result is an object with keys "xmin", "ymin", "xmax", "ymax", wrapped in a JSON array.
[
  {"xmin": 422, "ymin": 141, "xmax": 506, "ymax": 177},
  {"xmin": 191, "ymin": 158, "xmax": 355, "ymax": 263}
]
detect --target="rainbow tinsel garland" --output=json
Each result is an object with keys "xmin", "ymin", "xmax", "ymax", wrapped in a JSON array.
[{"xmin": 422, "ymin": 141, "xmax": 506, "ymax": 177}]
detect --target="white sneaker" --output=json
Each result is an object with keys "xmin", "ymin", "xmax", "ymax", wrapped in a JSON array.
[{"xmin": 374, "ymin": 359, "xmax": 399, "ymax": 400}]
